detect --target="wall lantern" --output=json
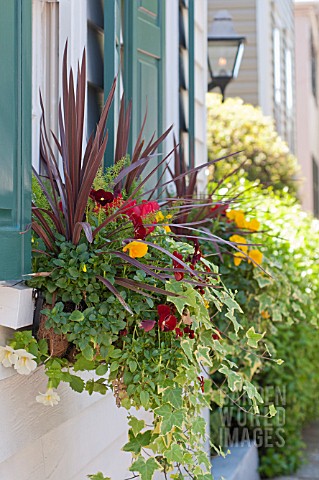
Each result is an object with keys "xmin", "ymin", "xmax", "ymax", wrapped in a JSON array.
[{"xmin": 207, "ymin": 10, "xmax": 246, "ymax": 101}]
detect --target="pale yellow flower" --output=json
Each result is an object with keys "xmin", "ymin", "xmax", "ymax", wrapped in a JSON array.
[
  {"xmin": 165, "ymin": 214, "xmax": 172, "ymax": 219},
  {"xmin": 36, "ymin": 388, "xmax": 60, "ymax": 407},
  {"xmin": 229, "ymin": 235, "xmax": 248, "ymax": 254},
  {"xmin": 123, "ymin": 241, "xmax": 148, "ymax": 258},
  {"xmin": 0, "ymin": 346, "xmax": 18, "ymax": 368},
  {"xmin": 14, "ymin": 349, "xmax": 37, "ymax": 375},
  {"xmin": 82, "ymin": 264, "xmax": 87, "ymax": 272},
  {"xmin": 248, "ymin": 249, "xmax": 263, "ymax": 267}
]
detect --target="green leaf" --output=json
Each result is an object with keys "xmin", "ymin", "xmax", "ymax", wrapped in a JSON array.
[
  {"xmin": 69, "ymin": 374, "xmax": 85, "ymax": 393},
  {"xmin": 164, "ymin": 443, "xmax": 184, "ymax": 463},
  {"xmin": 163, "ymin": 387, "xmax": 183, "ymax": 409},
  {"xmin": 192, "ymin": 417, "xmax": 207, "ymax": 437},
  {"xmin": 87, "ymin": 472, "xmax": 111, "ymax": 480},
  {"xmin": 246, "ymin": 327, "xmax": 265, "ymax": 348},
  {"xmin": 123, "ymin": 430, "xmax": 152, "ymax": 454},
  {"xmin": 128, "ymin": 360, "xmax": 137, "ymax": 373},
  {"xmin": 154, "ymin": 404, "xmax": 184, "ymax": 435},
  {"xmin": 129, "ymin": 457, "xmax": 161, "ymax": 480},
  {"xmin": 218, "ymin": 364, "xmax": 243, "ymax": 392},
  {"xmin": 268, "ymin": 404, "xmax": 277, "ymax": 417},
  {"xmin": 73, "ymin": 356, "xmax": 96, "ymax": 371},
  {"xmin": 69, "ymin": 310, "xmax": 84, "ymax": 322},
  {"xmin": 140, "ymin": 390, "xmax": 150, "ymax": 409},
  {"xmin": 181, "ymin": 338, "xmax": 194, "ymax": 362},
  {"xmin": 128, "ymin": 416, "xmax": 146, "ymax": 436},
  {"xmin": 82, "ymin": 345, "xmax": 94, "ymax": 361},
  {"xmin": 95, "ymin": 364, "xmax": 108, "ymax": 376},
  {"xmin": 195, "ymin": 345, "xmax": 213, "ymax": 366}
]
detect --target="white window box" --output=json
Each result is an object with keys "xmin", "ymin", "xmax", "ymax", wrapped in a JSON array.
[{"xmin": 0, "ymin": 284, "xmax": 34, "ymax": 330}]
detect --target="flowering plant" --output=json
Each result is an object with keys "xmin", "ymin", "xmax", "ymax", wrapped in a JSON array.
[{"xmin": 0, "ymin": 46, "xmax": 258, "ymax": 480}]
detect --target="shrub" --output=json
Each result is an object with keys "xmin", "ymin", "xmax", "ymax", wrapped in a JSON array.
[
  {"xmin": 206, "ymin": 94, "xmax": 300, "ymax": 195},
  {"xmin": 207, "ymin": 180, "xmax": 319, "ymax": 477}
]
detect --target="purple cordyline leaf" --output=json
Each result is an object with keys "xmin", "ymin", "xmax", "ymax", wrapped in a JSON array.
[
  {"xmin": 31, "ymin": 222, "xmax": 57, "ymax": 253},
  {"xmin": 115, "ymin": 277, "xmax": 181, "ymax": 297},
  {"xmin": 114, "ymin": 278, "xmax": 154, "ymax": 299},
  {"xmin": 140, "ymin": 320, "xmax": 156, "ymax": 332},
  {"xmin": 126, "ymin": 239, "xmax": 204, "ymax": 281},
  {"xmin": 112, "ymin": 155, "xmax": 152, "ymax": 190},
  {"xmin": 72, "ymin": 222, "xmax": 93, "ymax": 245},
  {"xmin": 96, "ymin": 275, "xmax": 133, "ymax": 315},
  {"xmin": 108, "ymin": 251, "xmax": 167, "ymax": 282}
]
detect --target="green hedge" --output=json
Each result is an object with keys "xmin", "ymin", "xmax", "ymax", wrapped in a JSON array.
[{"xmin": 207, "ymin": 182, "xmax": 319, "ymax": 477}]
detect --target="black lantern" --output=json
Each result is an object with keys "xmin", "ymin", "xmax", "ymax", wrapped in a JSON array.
[{"xmin": 208, "ymin": 10, "xmax": 246, "ymax": 101}]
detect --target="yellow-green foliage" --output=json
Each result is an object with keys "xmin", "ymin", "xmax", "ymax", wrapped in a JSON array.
[{"xmin": 207, "ymin": 94, "xmax": 299, "ymax": 194}]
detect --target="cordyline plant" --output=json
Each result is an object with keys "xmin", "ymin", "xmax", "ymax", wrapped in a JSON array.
[{"xmin": 0, "ymin": 45, "xmax": 272, "ymax": 480}]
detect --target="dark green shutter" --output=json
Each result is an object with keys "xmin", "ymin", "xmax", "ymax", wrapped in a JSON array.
[
  {"xmin": 0, "ymin": 0, "xmax": 32, "ymax": 280},
  {"xmin": 123, "ymin": 0, "xmax": 165, "ymax": 150}
]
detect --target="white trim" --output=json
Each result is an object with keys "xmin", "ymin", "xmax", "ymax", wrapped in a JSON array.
[{"xmin": 256, "ymin": 0, "xmax": 273, "ymax": 116}]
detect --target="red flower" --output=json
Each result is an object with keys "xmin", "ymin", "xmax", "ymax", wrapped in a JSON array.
[
  {"xmin": 212, "ymin": 328, "xmax": 222, "ymax": 340},
  {"xmin": 191, "ymin": 240, "xmax": 201, "ymax": 266},
  {"xmin": 125, "ymin": 200, "xmax": 160, "ymax": 240},
  {"xmin": 210, "ymin": 203, "xmax": 228, "ymax": 217},
  {"xmin": 90, "ymin": 189, "xmax": 114, "ymax": 206},
  {"xmin": 157, "ymin": 304, "xmax": 177, "ymax": 332},
  {"xmin": 197, "ymin": 375, "xmax": 205, "ymax": 393},
  {"xmin": 172, "ymin": 251, "xmax": 184, "ymax": 281},
  {"xmin": 175, "ymin": 327, "xmax": 183, "ymax": 338}
]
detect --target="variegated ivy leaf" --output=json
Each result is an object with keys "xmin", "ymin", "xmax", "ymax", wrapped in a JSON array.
[
  {"xmin": 129, "ymin": 457, "xmax": 161, "ymax": 480},
  {"xmin": 218, "ymin": 364, "xmax": 243, "ymax": 392},
  {"xmin": 154, "ymin": 403, "xmax": 185, "ymax": 435},
  {"xmin": 163, "ymin": 386, "xmax": 183, "ymax": 409},
  {"xmin": 246, "ymin": 327, "xmax": 265, "ymax": 348},
  {"xmin": 243, "ymin": 380, "xmax": 264, "ymax": 403},
  {"xmin": 128, "ymin": 416, "xmax": 146, "ymax": 436},
  {"xmin": 268, "ymin": 404, "xmax": 277, "ymax": 417}
]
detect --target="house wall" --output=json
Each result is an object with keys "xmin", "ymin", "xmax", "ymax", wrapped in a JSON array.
[
  {"xmin": 207, "ymin": 0, "xmax": 259, "ymax": 105},
  {"xmin": 295, "ymin": 1, "xmax": 319, "ymax": 214},
  {"xmin": 207, "ymin": 0, "xmax": 296, "ymax": 152}
]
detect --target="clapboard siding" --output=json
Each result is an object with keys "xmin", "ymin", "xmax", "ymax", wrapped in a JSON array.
[
  {"xmin": 208, "ymin": 0, "xmax": 259, "ymax": 105},
  {"xmin": 0, "ymin": 364, "xmax": 131, "ymax": 479}
]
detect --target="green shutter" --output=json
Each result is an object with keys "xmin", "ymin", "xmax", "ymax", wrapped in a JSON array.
[
  {"xmin": 123, "ymin": 0, "xmax": 165, "ymax": 150},
  {"xmin": 0, "ymin": 0, "xmax": 32, "ymax": 280},
  {"xmin": 104, "ymin": 0, "xmax": 122, "ymax": 166}
]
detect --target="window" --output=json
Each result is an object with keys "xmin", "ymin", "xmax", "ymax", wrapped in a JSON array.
[
  {"xmin": 273, "ymin": 28, "xmax": 281, "ymax": 105},
  {"xmin": 285, "ymin": 49, "xmax": 293, "ymax": 112},
  {"xmin": 312, "ymin": 157, "xmax": 319, "ymax": 217},
  {"xmin": 311, "ymin": 31, "xmax": 317, "ymax": 101}
]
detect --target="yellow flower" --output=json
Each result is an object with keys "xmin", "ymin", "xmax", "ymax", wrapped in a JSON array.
[
  {"xmin": 164, "ymin": 225, "xmax": 171, "ymax": 233},
  {"xmin": 123, "ymin": 241, "xmax": 148, "ymax": 258},
  {"xmin": 248, "ymin": 249, "xmax": 263, "ymax": 266},
  {"xmin": 234, "ymin": 212, "xmax": 247, "ymax": 229},
  {"xmin": 156, "ymin": 211, "xmax": 165, "ymax": 222},
  {"xmin": 229, "ymin": 235, "xmax": 248, "ymax": 254},
  {"xmin": 233, "ymin": 252, "xmax": 246, "ymax": 266},
  {"xmin": 166, "ymin": 214, "xmax": 172, "ymax": 219},
  {"xmin": 82, "ymin": 264, "xmax": 87, "ymax": 273},
  {"xmin": 246, "ymin": 219, "xmax": 260, "ymax": 232},
  {"xmin": 226, "ymin": 209, "xmax": 243, "ymax": 221},
  {"xmin": 226, "ymin": 210, "xmax": 247, "ymax": 229}
]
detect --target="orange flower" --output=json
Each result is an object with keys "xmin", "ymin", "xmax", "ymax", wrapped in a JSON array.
[
  {"xmin": 248, "ymin": 249, "xmax": 263, "ymax": 266},
  {"xmin": 229, "ymin": 234, "xmax": 248, "ymax": 254},
  {"xmin": 123, "ymin": 241, "xmax": 148, "ymax": 258},
  {"xmin": 261, "ymin": 310, "xmax": 270, "ymax": 319}
]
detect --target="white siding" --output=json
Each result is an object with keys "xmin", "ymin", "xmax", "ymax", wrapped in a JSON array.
[
  {"xmin": 195, "ymin": 0, "xmax": 208, "ymax": 189},
  {"xmin": 0, "ymin": 361, "xmax": 132, "ymax": 479}
]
